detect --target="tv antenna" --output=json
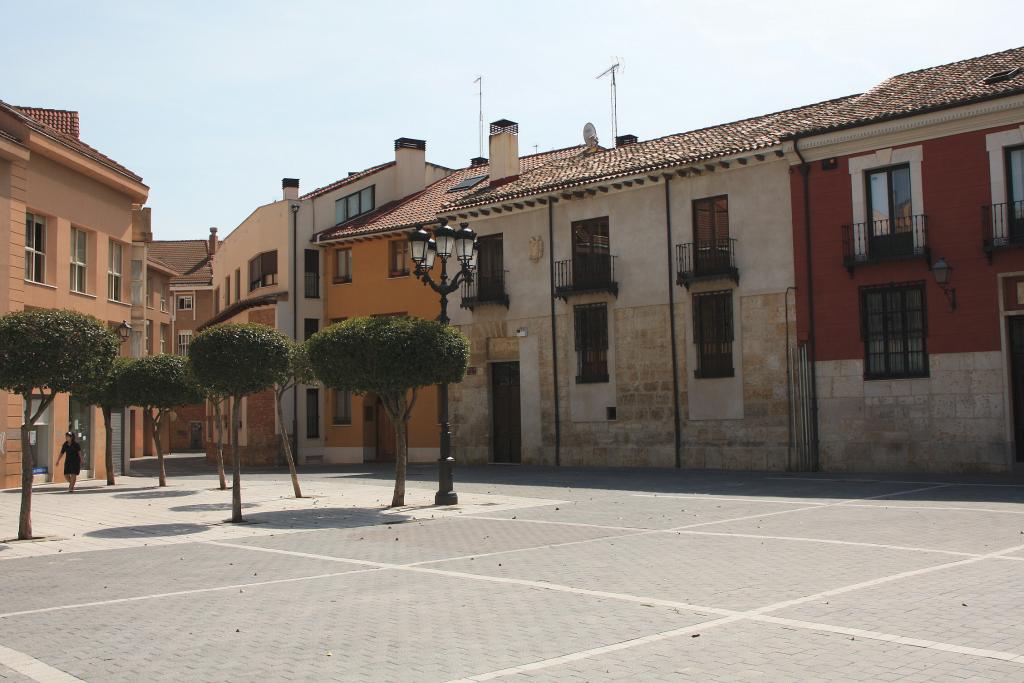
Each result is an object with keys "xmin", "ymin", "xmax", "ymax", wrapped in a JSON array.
[
  {"xmin": 474, "ymin": 75, "xmax": 483, "ymax": 158},
  {"xmin": 596, "ymin": 59, "xmax": 622, "ymax": 141}
]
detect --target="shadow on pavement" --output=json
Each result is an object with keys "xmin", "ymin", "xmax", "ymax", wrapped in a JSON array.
[
  {"xmin": 113, "ymin": 489, "xmax": 198, "ymax": 500},
  {"xmin": 85, "ymin": 522, "xmax": 210, "ymax": 538},
  {"xmin": 231, "ymin": 505, "xmax": 411, "ymax": 530},
  {"xmin": 168, "ymin": 502, "xmax": 258, "ymax": 513},
  {"xmin": 32, "ymin": 485, "xmax": 160, "ymax": 496}
]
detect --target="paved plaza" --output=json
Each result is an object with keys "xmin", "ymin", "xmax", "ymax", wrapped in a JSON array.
[{"xmin": 1, "ymin": 458, "xmax": 1024, "ymax": 681}]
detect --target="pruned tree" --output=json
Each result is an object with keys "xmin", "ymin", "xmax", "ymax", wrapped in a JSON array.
[
  {"xmin": 0, "ymin": 309, "xmax": 119, "ymax": 539},
  {"xmin": 118, "ymin": 355, "xmax": 203, "ymax": 487},
  {"xmin": 194, "ymin": 379, "xmax": 228, "ymax": 491},
  {"xmin": 189, "ymin": 323, "xmax": 290, "ymax": 522},
  {"xmin": 307, "ymin": 316, "xmax": 469, "ymax": 507},
  {"xmin": 75, "ymin": 356, "xmax": 132, "ymax": 486},
  {"xmin": 273, "ymin": 341, "xmax": 316, "ymax": 498}
]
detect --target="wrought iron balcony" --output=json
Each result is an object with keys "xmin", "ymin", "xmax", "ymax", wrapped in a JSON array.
[
  {"xmin": 841, "ymin": 215, "xmax": 929, "ymax": 273},
  {"xmin": 982, "ymin": 201, "xmax": 1024, "ymax": 260},
  {"xmin": 554, "ymin": 255, "xmax": 618, "ymax": 299},
  {"xmin": 676, "ymin": 239, "xmax": 739, "ymax": 289},
  {"xmin": 460, "ymin": 270, "xmax": 510, "ymax": 310}
]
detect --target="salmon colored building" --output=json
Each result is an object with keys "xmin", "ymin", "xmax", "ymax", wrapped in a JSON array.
[{"xmin": 0, "ymin": 101, "xmax": 150, "ymax": 488}]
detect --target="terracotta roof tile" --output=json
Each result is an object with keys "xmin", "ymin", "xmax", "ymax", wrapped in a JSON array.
[
  {"xmin": 13, "ymin": 107, "xmax": 79, "ymax": 138},
  {"xmin": 148, "ymin": 240, "xmax": 213, "ymax": 286},
  {"xmin": 300, "ymin": 161, "xmax": 395, "ymax": 200},
  {"xmin": 1, "ymin": 100, "xmax": 144, "ymax": 183},
  {"xmin": 313, "ymin": 146, "xmax": 584, "ymax": 242}
]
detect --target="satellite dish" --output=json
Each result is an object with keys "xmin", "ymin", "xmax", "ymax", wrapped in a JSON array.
[{"xmin": 583, "ymin": 122, "xmax": 598, "ymax": 148}]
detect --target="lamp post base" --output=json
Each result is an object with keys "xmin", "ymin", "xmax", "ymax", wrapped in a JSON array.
[{"xmin": 434, "ymin": 456, "xmax": 458, "ymax": 506}]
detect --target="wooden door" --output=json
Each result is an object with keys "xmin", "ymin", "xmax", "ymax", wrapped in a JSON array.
[
  {"xmin": 376, "ymin": 400, "xmax": 396, "ymax": 462},
  {"xmin": 491, "ymin": 362, "xmax": 521, "ymax": 464},
  {"xmin": 1009, "ymin": 317, "xmax": 1024, "ymax": 463}
]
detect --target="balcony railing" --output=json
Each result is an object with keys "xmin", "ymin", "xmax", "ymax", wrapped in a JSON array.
[
  {"xmin": 676, "ymin": 239, "xmax": 739, "ymax": 289},
  {"xmin": 460, "ymin": 270, "xmax": 510, "ymax": 309},
  {"xmin": 554, "ymin": 255, "xmax": 618, "ymax": 299},
  {"xmin": 982, "ymin": 201, "xmax": 1024, "ymax": 260},
  {"xmin": 304, "ymin": 271, "xmax": 320, "ymax": 298},
  {"xmin": 841, "ymin": 215, "xmax": 929, "ymax": 272}
]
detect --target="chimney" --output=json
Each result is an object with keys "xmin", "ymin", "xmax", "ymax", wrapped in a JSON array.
[
  {"xmin": 282, "ymin": 178, "xmax": 299, "ymax": 201},
  {"xmin": 489, "ymin": 120, "xmax": 520, "ymax": 184},
  {"xmin": 470, "ymin": 156, "xmax": 488, "ymax": 168},
  {"xmin": 615, "ymin": 134, "xmax": 638, "ymax": 148},
  {"xmin": 394, "ymin": 137, "xmax": 427, "ymax": 198},
  {"xmin": 208, "ymin": 227, "xmax": 218, "ymax": 255}
]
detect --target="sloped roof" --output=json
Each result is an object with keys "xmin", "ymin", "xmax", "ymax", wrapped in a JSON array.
[
  {"xmin": 13, "ymin": 107, "xmax": 79, "ymax": 138},
  {"xmin": 300, "ymin": 161, "xmax": 395, "ymax": 200},
  {"xmin": 0, "ymin": 100, "xmax": 144, "ymax": 183},
  {"xmin": 314, "ymin": 146, "xmax": 584, "ymax": 243},
  {"xmin": 445, "ymin": 97, "xmax": 857, "ymax": 209},
  {"xmin": 148, "ymin": 240, "xmax": 213, "ymax": 286}
]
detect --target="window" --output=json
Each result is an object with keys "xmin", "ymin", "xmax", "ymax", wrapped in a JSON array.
[
  {"xmin": 160, "ymin": 287, "xmax": 168, "ymax": 312},
  {"xmin": 335, "ymin": 248, "xmax": 352, "ymax": 283},
  {"xmin": 177, "ymin": 330, "xmax": 192, "ymax": 356},
  {"xmin": 334, "ymin": 185, "xmax": 375, "ymax": 223},
  {"xmin": 304, "ymin": 249, "xmax": 320, "ymax": 298},
  {"xmin": 389, "ymin": 240, "xmax": 410, "ymax": 277},
  {"xmin": 108, "ymin": 242, "xmax": 123, "ymax": 302},
  {"xmin": 248, "ymin": 250, "xmax": 278, "ymax": 291},
  {"xmin": 160, "ymin": 323, "xmax": 169, "ymax": 354},
  {"xmin": 332, "ymin": 389, "xmax": 352, "ymax": 425},
  {"xmin": 1008, "ymin": 146, "xmax": 1024, "ymax": 240},
  {"xmin": 476, "ymin": 234, "xmax": 505, "ymax": 301},
  {"xmin": 571, "ymin": 217, "xmax": 611, "ymax": 287},
  {"xmin": 145, "ymin": 320, "xmax": 153, "ymax": 355},
  {"xmin": 573, "ymin": 303, "xmax": 609, "ymax": 383},
  {"xmin": 866, "ymin": 164, "xmax": 913, "ymax": 257},
  {"xmin": 25, "ymin": 213, "xmax": 45, "ymax": 284},
  {"xmin": 146, "ymin": 276, "xmax": 153, "ymax": 308},
  {"xmin": 234, "ymin": 268, "xmax": 240, "ymax": 302},
  {"xmin": 177, "ymin": 295, "xmax": 194, "ymax": 311},
  {"xmin": 693, "ymin": 196, "xmax": 729, "ymax": 241},
  {"xmin": 693, "ymin": 290, "xmax": 734, "ymax": 378},
  {"xmin": 213, "ymin": 287, "xmax": 220, "ymax": 314},
  {"xmin": 306, "ymin": 388, "xmax": 320, "ymax": 438},
  {"xmin": 70, "ymin": 227, "xmax": 88, "ymax": 294},
  {"xmin": 304, "ymin": 318, "xmax": 319, "ymax": 340},
  {"xmin": 447, "ymin": 174, "xmax": 488, "ymax": 192},
  {"xmin": 861, "ymin": 282, "xmax": 928, "ymax": 379},
  {"xmin": 224, "ymin": 276, "xmax": 231, "ymax": 305}
]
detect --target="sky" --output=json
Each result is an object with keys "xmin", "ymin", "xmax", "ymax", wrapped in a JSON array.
[{"xmin": 3, "ymin": 0, "xmax": 1023, "ymax": 241}]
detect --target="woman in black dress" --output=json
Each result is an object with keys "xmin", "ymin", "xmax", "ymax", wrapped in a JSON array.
[{"xmin": 56, "ymin": 431, "xmax": 82, "ymax": 493}]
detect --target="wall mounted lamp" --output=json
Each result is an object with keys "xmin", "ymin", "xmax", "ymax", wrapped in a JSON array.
[{"xmin": 931, "ymin": 257, "xmax": 957, "ymax": 311}]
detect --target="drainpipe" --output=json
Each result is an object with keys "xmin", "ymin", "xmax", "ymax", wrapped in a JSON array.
[
  {"xmin": 793, "ymin": 138, "xmax": 821, "ymax": 471},
  {"xmin": 664, "ymin": 177, "xmax": 683, "ymax": 468},
  {"xmin": 291, "ymin": 203, "xmax": 300, "ymax": 466},
  {"xmin": 547, "ymin": 200, "xmax": 561, "ymax": 466}
]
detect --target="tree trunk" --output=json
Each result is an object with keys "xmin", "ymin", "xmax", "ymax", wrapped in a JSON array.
[
  {"xmin": 103, "ymin": 406, "xmax": 115, "ymax": 486},
  {"xmin": 18, "ymin": 402, "xmax": 34, "ymax": 541},
  {"xmin": 384, "ymin": 393, "xmax": 409, "ymax": 508},
  {"xmin": 213, "ymin": 398, "xmax": 226, "ymax": 490},
  {"xmin": 276, "ymin": 389, "xmax": 302, "ymax": 498},
  {"xmin": 230, "ymin": 395, "xmax": 243, "ymax": 523},
  {"xmin": 153, "ymin": 409, "xmax": 167, "ymax": 487}
]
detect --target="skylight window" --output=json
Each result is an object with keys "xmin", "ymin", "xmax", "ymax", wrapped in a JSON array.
[
  {"xmin": 448, "ymin": 174, "xmax": 488, "ymax": 192},
  {"xmin": 982, "ymin": 66, "xmax": 1021, "ymax": 85}
]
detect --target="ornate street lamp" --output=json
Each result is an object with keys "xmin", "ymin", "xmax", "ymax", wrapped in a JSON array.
[
  {"xmin": 116, "ymin": 320, "xmax": 132, "ymax": 343},
  {"xmin": 931, "ymin": 257, "xmax": 957, "ymax": 311},
  {"xmin": 410, "ymin": 220, "xmax": 478, "ymax": 505}
]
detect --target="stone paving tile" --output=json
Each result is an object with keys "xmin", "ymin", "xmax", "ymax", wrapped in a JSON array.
[
  {"xmin": 0, "ymin": 664, "xmax": 31, "ymax": 682},
  {"xmin": 231, "ymin": 516, "xmax": 628, "ymax": 564},
  {"xmin": 484, "ymin": 620, "xmax": 1024, "ymax": 682},
  {"xmin": 705, "ymin": 504, "xmax": 1024, "ymax": 554},
  {"xmin": 848, "ymin": 484, "xmax": 1024, "ymax": 510},
  {"xmin": 775, "ymin": 557, "xmax": 1024, "ymax": 655},
  {"xmin": 467, "ymin": 495, "xmax": 816, "ymax": 530},
  {"xmin": 428, "ymin": 529, "xmax": 952, "ymax": 611},
  {"xmin": 0, "ymin": 542, "xmax": 364, "ymax": 614},
  {"xmin": 0, "ymin": 567, "xmax": 712, "ymax": 683}
]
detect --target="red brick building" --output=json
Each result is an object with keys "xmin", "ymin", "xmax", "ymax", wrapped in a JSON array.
[{"xmin": 791, "ymin": 47, "xmax": 1024, "ymax": 472}]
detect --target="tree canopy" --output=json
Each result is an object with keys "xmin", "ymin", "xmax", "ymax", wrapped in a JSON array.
[
  {"xmin": 0, "ymin": 308, "xmax": 119, "ymax": 398},
  {"xmin": 74, "ymin": 356, "xmax": 132, "ymax": 411},
  {"xmin": 189, "ymin": 323, "xmax": 290, "ymax": 398},
  {"xmin": 307, "ymin": 316, "xmax": 469, "ymax": 395},
  {"xmin": 117, "ymin": 355, "xmax": 203, "ymax": 411}
]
